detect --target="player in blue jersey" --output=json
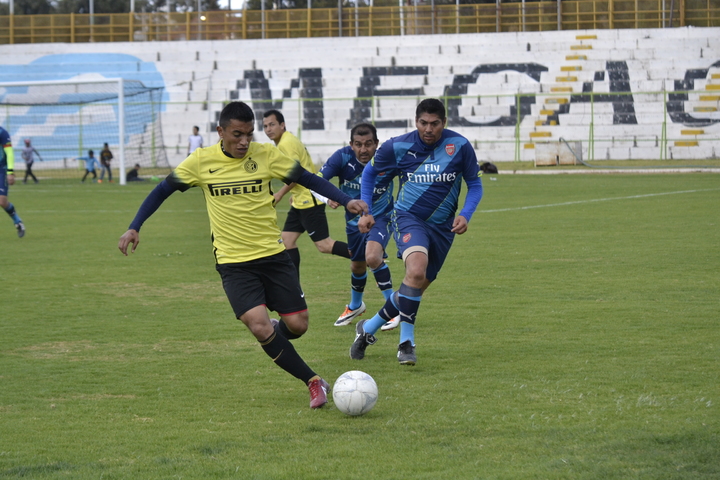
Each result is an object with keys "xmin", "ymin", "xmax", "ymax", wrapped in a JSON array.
[
  {"xmin": 350, "ymin": 98, "xmax": 484, "ymax": 365},
  {"xmin": 318, "ymin": 123, "xmax": 399, "ymax": 329},
  {"xmin": 0, "ymin": 126, "xmax": 25, "ymax": 238}
]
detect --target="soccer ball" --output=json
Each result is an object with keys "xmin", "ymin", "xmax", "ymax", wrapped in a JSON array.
[{"xmin": 332, "ymin": 370, "xmax": 378, "ymax": 416}]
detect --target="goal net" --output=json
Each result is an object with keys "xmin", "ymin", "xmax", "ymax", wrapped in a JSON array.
[{"xmin": 0, "ymin": 78, "xmax": 169, "ymax": 184}]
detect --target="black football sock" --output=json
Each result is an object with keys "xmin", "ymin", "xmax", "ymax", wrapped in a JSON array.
[
  {"xmin": 331, "ymin": 241, "xmax": 351, "ymax": 258},
  {"xmin": 260, "ymin": 331, "xmax": 315, "ymax": 383}
]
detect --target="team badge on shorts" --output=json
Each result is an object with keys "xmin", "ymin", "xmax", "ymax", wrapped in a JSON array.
[
  {"xmin": 445, "ymin": 144, "xmax": 455, "ymax": 156},
  {"xmin": 402, "ymin": 233, "xmax": 412, "ymax": 244}
]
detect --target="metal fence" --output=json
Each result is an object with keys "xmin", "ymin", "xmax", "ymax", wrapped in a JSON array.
[{"xmin": 1, "ymin": 0, "xmax": 718, "ymax": 44}]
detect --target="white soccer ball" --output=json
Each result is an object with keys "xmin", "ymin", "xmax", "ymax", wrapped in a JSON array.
[{"xmin": 332, "ymin": 370, "xmax": 378, "ymax": 416}]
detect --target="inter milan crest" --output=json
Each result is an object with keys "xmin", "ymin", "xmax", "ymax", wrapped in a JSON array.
[
  {"xmin": 445, "ymin": 144, "xmax": 455, "ymax": 156},
  {"xmin": 244, "ymin": 159, "xmax": 258, "ymax": 173}
]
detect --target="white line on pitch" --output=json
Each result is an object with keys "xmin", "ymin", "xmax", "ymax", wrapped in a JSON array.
[{"xmin": 480, "ymin": 188, "xmax": 720, "ymax": 213}]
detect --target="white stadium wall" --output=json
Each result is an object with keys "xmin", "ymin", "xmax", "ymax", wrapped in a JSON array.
[{"xmin": 1, "ymin": 26, "xmax": 719, "ymax": 167}]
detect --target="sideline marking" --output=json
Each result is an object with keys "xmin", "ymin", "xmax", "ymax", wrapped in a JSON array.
[{"xmin": 481, "ymin": 188, "xmax": 720, "ymax": 213}]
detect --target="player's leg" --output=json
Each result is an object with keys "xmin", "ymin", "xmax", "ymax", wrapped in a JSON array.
[
  {"xmin": 397, "ymin": 220, "xmax": 454, "ymax": 364},
  {"xmin": 281, "ymin": 207, "xmax": 304, "ymax": 274},
  {"xmin": 0, "ymin": 173, "xmax": 24, "ymax": 237},
  {"xmin": 216, "ymin": 257, "xmax": 328, "ymax": 408},
  {"xmin": 261, "ymin": 252, "xmax": 331, "ymax": 408},
  {"xmin": 335, "ymin": 230, "xmax": 367, "ymax": 326},
  {"xmin": 303, "ymin": 204, "xmax": 350, "ymax": 258},
  {"xmin": 366, "ymin": 216, "xmax": 399, "ymax": 330}
]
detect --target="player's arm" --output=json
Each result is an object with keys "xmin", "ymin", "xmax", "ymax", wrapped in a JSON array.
[
  {"xmin": 274, "ymin": 182, "xmax": 294, "ymax": 204},
  {"xmin": 357, "ymin": 162, "xmax": 381, "ymax": 233},
  {"xmin": 292, "ymin": 168, "xmax": 368, "ymax": 216},
  {"xmin": 317, "ymin": 153, "xmax": 343, "ymax": 208},
  {"xmin": 453, "ymin": 146, "xmax": 484, "ymax": 234},
  {"xmin": 118, "ymin": 176, "xmax": 186, "ymax": 255}
]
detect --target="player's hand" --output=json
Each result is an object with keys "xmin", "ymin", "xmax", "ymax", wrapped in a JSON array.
[
  {"xmin": 7, "ymin": 174, "xmax": 14, "ymax": 186},
  {"xmin": 451, "ymin": 215, "xmax": 469, "ymax": 234},
  {"xmin": 327, "ymin": 200, "xmax": 340, "ymax": 209},
  {"xmin": 118, "ymin": 229, "xmax": 140, "ymax": 256},
  {"xmin": 346, "ymin": 199, "xmax": 369, "ymax": 216},
  {"xmin": 358, "ymin": 214, "xmax": 375, "ymax": 233}
]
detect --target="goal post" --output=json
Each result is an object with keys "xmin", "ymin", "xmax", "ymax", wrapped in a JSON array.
[{"xmin": 0, "ymin": 77, "xmax": 169, "ymax": 184}]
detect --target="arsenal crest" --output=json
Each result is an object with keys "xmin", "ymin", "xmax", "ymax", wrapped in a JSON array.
[
  {"xmin": 445, "ymin": 144, "xmax": 455, "ymax": 156},
  {"xmin": 402, "ymin": 233, "xmax": 412, "ymax": 243}
]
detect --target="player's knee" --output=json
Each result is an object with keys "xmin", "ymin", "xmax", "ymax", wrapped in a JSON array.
[
  {"xmin": 282, "ymin": 313, "xmax": 309, "ymax": 336},
  {"xmin": 366, "ymin": 254, "xmax": 384, "ymax": 269},
  {"xmin": 314, "ymin": 238, "xmax": 333, "ymax": 254}
]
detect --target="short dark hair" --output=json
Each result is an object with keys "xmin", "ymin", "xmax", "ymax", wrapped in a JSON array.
[
  {"xmin": 350, "ymin": 123, "xmax": 378, "ymax": 143},
  {"xmin": 219, "ymin": 102, "xmax": 255, "ymax": 128},
  {"xmin": 88, "ymin": 149, "xmax": 94, "ymax": 155},
  {"xmin": 416, "ymin": 98, "xmax": 446, "ymax": 121},
  {"xmin": 263, "ymin": 109, "xmax": 285, "ymax": 125}
]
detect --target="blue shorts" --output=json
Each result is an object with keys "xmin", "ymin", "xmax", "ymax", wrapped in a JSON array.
[
  {"xmin": 392, "ymin": 209, "xmax": 454, "ymax": 282},
  {"xmin": 347, "ymin": 214, "xmax": 392, "ymax": 262},
  {"xmin": 0, "ymin": 168, "xmax": 8, "ymax": 196}
]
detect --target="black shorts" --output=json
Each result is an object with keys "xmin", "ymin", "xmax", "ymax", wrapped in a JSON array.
[
  {"xmin": 282, "ymin": 204, "xmax": 330, "ymax": 242},
  {"xmin": 216, "ymin": 252, "xmax": 307, "ymax": 318}
]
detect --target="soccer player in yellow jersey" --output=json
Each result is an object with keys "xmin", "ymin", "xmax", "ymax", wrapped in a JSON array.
[
  {"xmin": 262, "ymin": 110, "xmax": 351, "ymax": 278},
  {"xmin": 118, "ymin": 101, "xmax": 368, "ymax": 409}
]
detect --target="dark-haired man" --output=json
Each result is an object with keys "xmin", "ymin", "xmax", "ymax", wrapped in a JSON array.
[
  {"xmin": 119, "ymin": 101, "xmax": 368, "ymax": 409},
  {"xmin": 318, "ymin": 123, "xmax": 399, "ymax": 330},
  {"xmin": 350, "ymin": 98, "xmax": 483, "ymax": 366}
]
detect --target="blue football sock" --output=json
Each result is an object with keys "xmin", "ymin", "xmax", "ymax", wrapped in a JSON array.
[
  {"xmin": 364, "ymin": 313, "xmax": 386, "ymax": 335},
  {"xmin": 349, "ymin": 272, "xmax": 367, "ymax": 310},
  {"xmin": 400, "ymin": 321, "xmax": 415, "ymax": 346},
  {"xmin": 397, "ymin": 283, "xmax": 422, "ymax": 345},
  {"xmin": 4, "ymin": 203, "xmax": 21, "ymax": 224},
  {"xmin": 363, "ymin": 290, "xmax": 401, "ymax": 334},
  {"xmin": 372, "ymin": 264, "xmax": 393, "ymax": 300}
]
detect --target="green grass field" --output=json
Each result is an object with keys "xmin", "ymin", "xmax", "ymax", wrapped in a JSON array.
[{"xmin": 1, "ymin": 173, "xmax": 718, "ymax": 479}]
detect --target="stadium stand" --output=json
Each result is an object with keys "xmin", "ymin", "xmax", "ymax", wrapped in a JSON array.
[{"xmin": 1, "ymin": 27, "xmax": 718, "ymax": 167}]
